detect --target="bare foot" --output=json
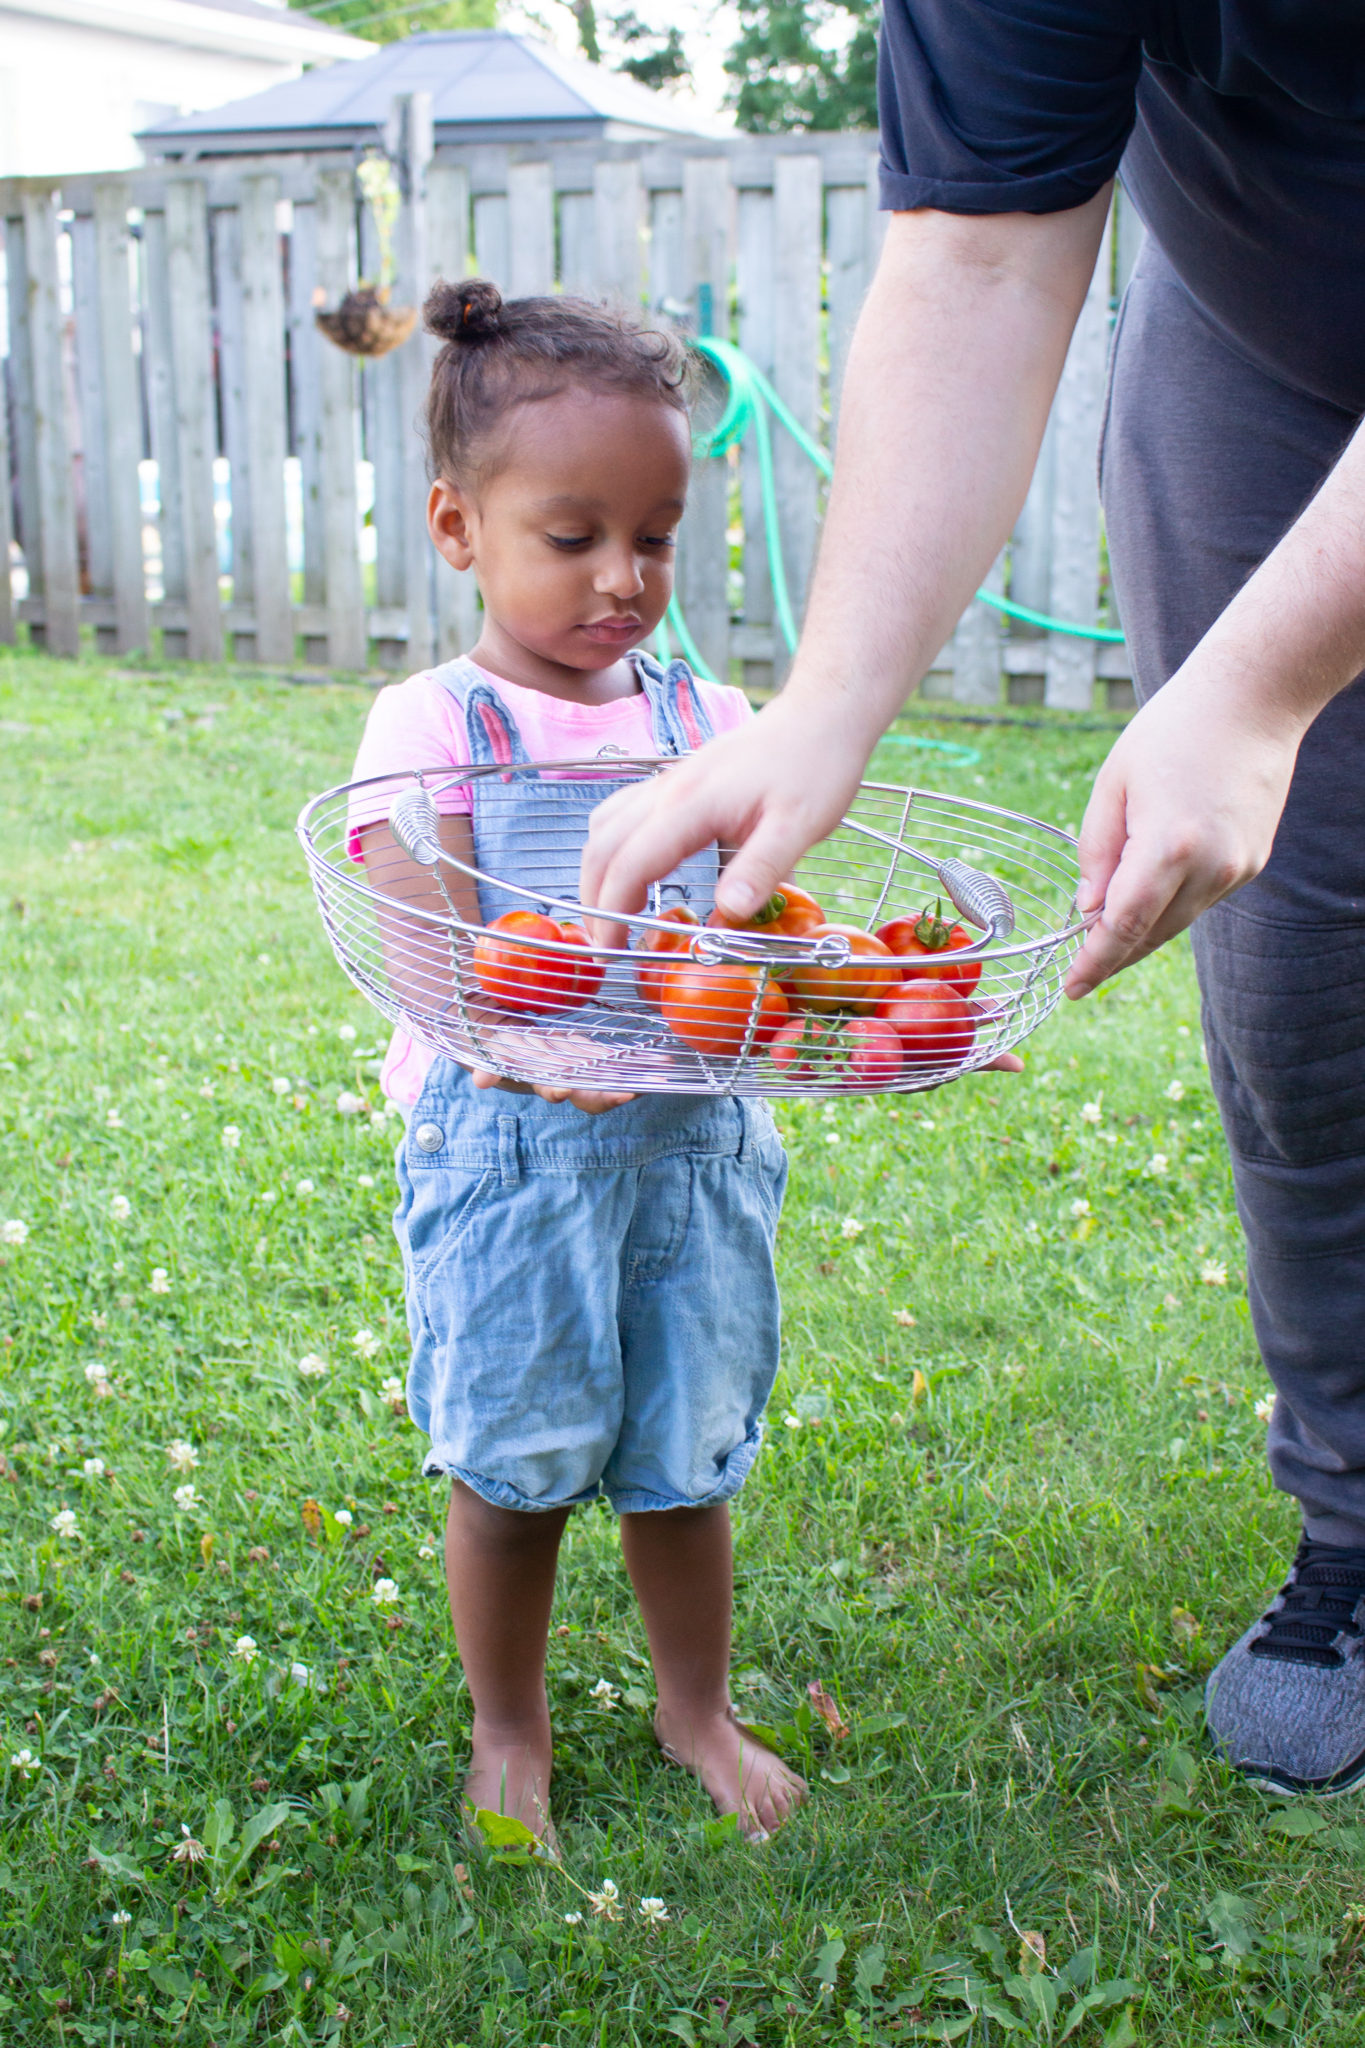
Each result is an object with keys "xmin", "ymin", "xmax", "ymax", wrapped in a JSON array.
[
  {"xmin": 465, "ymin": 1718, "xmax": 558, "ymax": 1854},
  {"xmin": 654, "ymin": 1705, "xmax": 807, "ymax": 1841}
]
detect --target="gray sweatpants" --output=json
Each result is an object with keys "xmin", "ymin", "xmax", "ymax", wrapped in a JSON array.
[{"xmin": 1100, "ymin": 239, "xmax": 1365, "ymax": 1545}]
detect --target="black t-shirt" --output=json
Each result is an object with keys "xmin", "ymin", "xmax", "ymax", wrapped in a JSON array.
[{"xmin": 877, "ymin": 1, "xmax": 1365, "ymax": 413}]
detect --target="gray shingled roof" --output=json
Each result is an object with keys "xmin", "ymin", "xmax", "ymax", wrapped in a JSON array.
[{"xmin": 138, "ymin": 28, "xmax": 722, "ymax": 154}]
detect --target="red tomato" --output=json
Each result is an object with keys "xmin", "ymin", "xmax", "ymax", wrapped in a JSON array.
[
  {"xmin": 875, "ymin": 982, "xmax": 976, "ymax": 1066},
  {"xmin": 782, "ymin": 925, "xmax": 902, "ymax": 1017},
  {"xmin": 661, "ymin": 961, "xmax": 789, "ymax": 1057},
  {"xmin": 636, "ymin": 904, "xmax": 700, "ymax": 1009},
  {"xmin": 708, "ymin": 880, "xmax": 826, "ymax": 938},
  {"xmin": 769, "ymin": 1015, "xmax": 903, "ymax": 1091},
  {"xmin": 472, "ymin": 910, "xmax": 605, "ymax": 1016},
  {"xmin": 876, "ymin": 903, "xmax": 982, "ymax": 998}
]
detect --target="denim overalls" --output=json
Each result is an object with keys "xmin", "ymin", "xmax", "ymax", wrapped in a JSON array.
[{"xmin": 393, "ymin": 656, "xmax": 789, "ymax": 1514}]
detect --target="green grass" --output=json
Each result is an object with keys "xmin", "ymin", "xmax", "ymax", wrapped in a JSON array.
[{"xmin": 1, "ymin": 644, "xmax": 1361, "ymax": 2047}]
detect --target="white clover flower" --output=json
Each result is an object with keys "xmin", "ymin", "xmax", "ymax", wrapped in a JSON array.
[
  {"xmin": 272, "ymin": 1077, "xmax": 292, "ymax": 1096},
  {"xmin": 417, "ymin": 1544, "xmax": 435, "ymax": 1561},
  {"xmin": 783, "ymin": 1413, "xmax": 801, "ymax": 1430},
  {"xmin": 259, "ymin": 1190, "xmax": 278, "ymax": 1206},
  {"xmin": 295, "ymin": 1179, "xmax": 316, "ymax": 1198},
  {"xmin": 1255, "ymin": 1395, "xmax": 1274, "ymax": 1423},
  {"xmin": 588, "ymin": 1879, "xmax": 622, "ymax": 1920},
  {"xmin": 232, "ymin": 1635, "xmax": 258, "ymax": 1664},
  {"xmin": 372, "ymin": 1578, "xmax": 399, "ymax": 1606},
  {"xmin": 336, "ymin": 1091, "xmax": 365, "ymax": 1118},
  {"xmin": 50, "ymin": 1508, "xmax": 79, "ymax": 1539},
  {"xmin": 1200, "ymin": 1259, "xmax": 1228, "ymax": 1287},
  {"xmin": 171, "ymin": 1826, "xmax": 207, "ymax": 1866},
  {"xmin": 332, "ymin": 1508, "xmax": 353, "ymax": 1528},
  {"xmin": 10, "ymin": 1748, "xmax": 37, "ymax": 1778},
  {"xmin": 369, "ymin": 1110, "xmax": 390, "ymax": 1129},
  {"xmin": 1070, "ymin": 1198, "xmax": 1091, "ymax": 1220},
  {"xmin": 165, "ymin": 1439, "xmax": 199, "ymax": 1475},
  {"xmin": 357, "ymin": 1174, "xmax": 375, "ymax": 1190},
  {"xmin": 380, "ymin": 1375, "xmax": 403, "ymax": 1403},
  {"xmin": 1022, "ymin": 1218, "xmax": 1041, "ymax": 1239},
  {"xmin": 198, "ymin": 1081, "xmax": 215, "ymax": 1100},
  {"xmin": 109, "ymin": 1195, "xmax": 131, "ymax": 1223},
  {"xmin": 173, "ymin": 1483, "xmax": 198, "ymax": 1512},
  {"xmin": 110, "ymin": 1910, "xmax": 132, "ymax": 1928},
  {"xmin": 563, "ymin": 1911, "xmax": 583, "ymax": 1926},
  {"xmin": 1080, "ymin": 1102, "xmax": 1102, "ymax": 1125},
  {"xmin": 351, "ymin": 1328, "xmax": 381, "ymax": 1358},
  {"xmin": 639, "ymin": 1898, "xmax": 668, "ymax": 1923},
  {"xmin": 105, "ymin": 1110, "xmax": 124, "ymax": 1131},
  {"xmin": 338, "ymin": 1024, "xmax": 357, "ymax": 1042},
  {"xmin": 1165, "ymin": 1079, "xmax": 1186, "ymax": 1102},
  {"xmin": 149, "ymin": 1268, "xmax": 171, "ymax": 1295},
  {"xmin": 1, "ymin": 1220, "xmax": 29, "ymax": 1247},
  {"xmin": 892, "ymin": 1309, "xmax": 917, "ymax": 1328},
  {"xmin": 1147, "ymin": 1154, "xmax": 1170, "ymax": 1177},
  {"xmin": 825, "ymin": 1132, "xmax": 841, "ymax": 1146},
  {"xmin": 84, "ymin": 1360, "xmax": 110, "ymax": 1389},
  {"xmin": 220, "ymin": 1125, "xmax": 242, "ymax": 1150},
  {"xmin": 297, "ymin": 1353, "xmax": 328, "ymax": 1380},
  {"xmin": 288, "ymin": 1661, "xmax": 311, "ymax": 1686},
  {"xmin": 82, "ymin": 1457, "xmax": 106, "ymax": 1478},
  {"xmin": 590, "ymin": 1678, "xmax": 620, "ymax": 1710}
]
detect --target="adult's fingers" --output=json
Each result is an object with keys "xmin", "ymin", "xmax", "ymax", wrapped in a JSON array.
[{"xmin": 1073, "ymin": 762, "xmax": 1129, "ymax": 918}]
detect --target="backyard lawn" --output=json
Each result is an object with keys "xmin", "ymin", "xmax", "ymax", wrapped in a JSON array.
[{"xmin": 2, "ymin": 645, "xmax": 1359, "ymax": 2047}]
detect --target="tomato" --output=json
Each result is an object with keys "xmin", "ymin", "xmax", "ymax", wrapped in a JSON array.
[
  {"xmin": 874, "ymin": 982, "xmax": 976, "ymax": 1066},
  {"xmin": 876, "ymin": 903, "xmax": 982, "ymax": 998},
  {"xmin": 781, "ymin": 924, "xmax": 901, "ymax": 1017},
  {"xmin": 769, "ymin": 1014, "xmax": 903, "ymax": 1091},
  {"xmin": 472, "ymin": 910, "xmax": 604, "ymax": 1015},
  {"xmin": 635, "ymin": 904, "xmax": 700, "ymax": 1009},
  {"xmin": 661, "ymin": 960, "xmax": 789, "ymax": 1057},
  {"xmin": 708, "ymin": 880, "xmax": 825, "ymax": 938}
]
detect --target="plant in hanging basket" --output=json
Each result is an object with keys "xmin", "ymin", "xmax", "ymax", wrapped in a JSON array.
[{"xmin": 313, "ymin": 154, "xmax": 416, "ymax": 359}]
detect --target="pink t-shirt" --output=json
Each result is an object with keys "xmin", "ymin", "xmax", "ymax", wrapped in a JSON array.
[{"xmin": 350, "ymin": 660, "xmax": 753, "ymax": 1106}]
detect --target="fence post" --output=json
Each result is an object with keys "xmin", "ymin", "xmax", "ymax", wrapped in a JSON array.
[
  {"xmin": 678, "ymin": 157, "xmax": 732, "ymax": 684},
  {"xmin": 288, "ymin": 193, "xmax": 327, "ymax": 663},
  {"xmin": 3, "ymin": 208, "xmax": 41, "ymax": 639},
  {"xmin": 427, "ymin": 159, "xmax": 479, "ymax": 662},
  {"xmin": 736, "ymin": 179, "xmax": 776, "ymax": 692},
  {"xmin": 772, "ymin": 154, "xmax": 823, "ymax": 661},
  {"xmin": 950, "ymin": 554, "xmax": 1005, "ymax": 705},
  {"xmin": 92, "ymin": 179, "xmax": 149, "ymax": 654},
  {"xmin": 313, "ymin": 167, "xmax": 367, "ymax": 673},
  {"xmin": 22, "ymin": 188, "xmax": 81, "ymax": 656},
  {"xmin": 392, "ymin": 91, "xmax": 435, "ymax": 672},
  {"xmin": 0, "ymin": 305, "xmax": 12, "ymax": 643},
  {"xmin": 1044, "ymin": 205, "xmax": 1111, "ymax": 709},
  {"xmin": 165, "ymin": 176, "xmax": 223, "ymax": 662},
  {"xmin": 238, "ymin": 172, "xmax": 293, "ymax": 664}
]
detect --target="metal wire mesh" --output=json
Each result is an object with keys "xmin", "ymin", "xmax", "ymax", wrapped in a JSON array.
[{"xmin": 297, "ymin": 759, "xmax": 1083, "ymax": 1098}]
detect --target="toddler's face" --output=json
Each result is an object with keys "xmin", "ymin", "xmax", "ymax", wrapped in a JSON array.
[{"xmin": 429, "ymin": 388, "xmax": 690, "ymax": 675}]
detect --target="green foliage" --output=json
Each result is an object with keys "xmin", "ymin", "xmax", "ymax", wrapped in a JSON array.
[
  {"xmin": 285, "ymin": 0, "xmax": 495, "ymax": 49},
  {"xmin": 725, "ymin": 0, "xmax": 878, "ymax": 133},
  {"xmin": 1, "ymin": 644, "xmax": 1363, "ymax": 2042}
]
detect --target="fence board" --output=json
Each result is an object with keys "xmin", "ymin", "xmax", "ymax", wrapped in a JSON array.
[
  {"xmin": 212, "ymin": 203, "xmax": 253, "ymax": 654},
  {"xmin": 507, "ymin": 160, "xmax": 554, "ymax": 297},
  {"xmin": 427, "ymin": 159, "xmax": 479, "ymax": 663},
  {"xmin": 239, "ymin": 173, "xmax": 293, "ymax": 664},
  {"xmin": 70, "ymin": 214, "xmax": 112, "ymax": 612},
  {"xmin": 22, "ymin": 188, "xmax": 81, "ymax": 656},
  {"xmin": 472, "ymin": 191, "xmax": 510, "ymax": 286},
  {"xmin": 288, "ymin": 196, "xmax": 327, "ymax": 662},
  {"xmin": 771, "ymin": 156, "xmax": 822, "ymax": 643},
  {"xmin": 559, "ymin": 190, "xmax": 594, "ymax": 294},
  {"xmin": 165, "ymin": 176, "xmax": 223, "ymax": 661},
  {"xmin": 677, "ymin": 158, "xmax": 732, "ymax": 685},
  {"xmin": 3, "ymin": 215, "xmax": 40, "ymax": 611},
  {"xmin": 312, "ymin": 167, "xmax": 366, "ymax": 672},
  {"xmin": 93, "ymin": 178, "xmax": 149, "ymax": 653},
  {"xmin": 0, "ymin": 319, "xmax": 12, "ymax": 641},
  {"xmin": 394, "ymin": 92, "xmax": 435, "ymax": 674},
  {"xmin": 593, "ymin": 159, "xmax": 643, "ymax": 303},
  {"xmin": 141, "ymin": 209, "xmax": 188, "ymax": 652},
  {"xmin": 736, "ymin": 185, "xmax": 776, "ymax": 694},
  {"xmin": 1045, "ymin": 205, "xmax": 1112, "ymax": 709},
  {"xmin": 824, "ymin": 172, "xmax": 870, "ymax": 439},
  {"xmin": 950, "ymin": 550, "xmax": 1006, "ymax": 705}
]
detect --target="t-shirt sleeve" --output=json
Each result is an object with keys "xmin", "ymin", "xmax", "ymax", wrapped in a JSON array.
[
  {"xmin": 697, "ymin": 679, "xmax": 756, "ymax": 737},
  {"xmin": 878, "ymin": 0, "xmax": 1148, "ymax": 216},
  {"xmin": 345, "ymin": 674, "xmax": 473, "ymax": 860}
]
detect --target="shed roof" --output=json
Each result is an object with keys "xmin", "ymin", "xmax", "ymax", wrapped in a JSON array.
[{"xmin": 137, "ymin": 27, "xmax": 723, "ymax": 154}]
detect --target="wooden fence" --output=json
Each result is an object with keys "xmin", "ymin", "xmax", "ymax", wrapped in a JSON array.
[{"xmin": 0, "ymin": 102, "xmax": 1141, "ymax": 708}]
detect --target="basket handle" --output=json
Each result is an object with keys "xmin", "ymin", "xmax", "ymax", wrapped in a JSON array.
[
  {"xmin": 388, "ymin": 787, "xmax": 443, "ymax": 868},
  {"xmin": 936, "ymin": 859, "xmax": 1015, "ymax": 940},
  {"xmin": 689, "ymin": 926, "xmax": 853, "ymax": 968}
]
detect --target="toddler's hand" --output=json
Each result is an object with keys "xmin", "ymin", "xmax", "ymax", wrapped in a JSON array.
[{"xmin": 470, "ymin": 1070, "xmax": 635, "ymax": 1115}]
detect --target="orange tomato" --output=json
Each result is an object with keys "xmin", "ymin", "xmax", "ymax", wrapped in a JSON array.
[
  {"xmin": 472, "ymin": 911, "xmax": 605, "ymax": 1016},
  {"xmin": 635, "ymin": 904, "xmax": 701, "ymax": 1009},
  {"xmin": 661, "ymin": 960, "xmax": 790, "ymax": 1057},
  {"xmin": 781, "ymin": 924, "xmax": 901, "ymax": 1016},
  {"xmin": 707, "ymin": 880, "xmax": 825, "ymax": 938}
]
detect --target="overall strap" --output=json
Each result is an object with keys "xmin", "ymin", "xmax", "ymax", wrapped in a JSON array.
[
  {"xmin": 424, "ymin": 658, "xmax": 538, "ymax": 777},
  {"xmin": 631, "ymin": 651, "xmax": 717, "ymax": 757}
]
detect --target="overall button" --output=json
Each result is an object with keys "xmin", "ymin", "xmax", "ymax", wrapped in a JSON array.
[{"xmin": 414, "ymin": 1122, "xmax": 444, "ymax": 1154}]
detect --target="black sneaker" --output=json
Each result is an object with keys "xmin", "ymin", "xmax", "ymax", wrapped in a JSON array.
[{"xmin": 1205, "ymin": 1534, "xmax": 1365, "ymax": 1794}]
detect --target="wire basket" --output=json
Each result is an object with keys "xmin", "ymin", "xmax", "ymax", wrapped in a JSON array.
[{"xmin": 297, "ymin": 760, "xmax": 1083, "ymax": 1099}]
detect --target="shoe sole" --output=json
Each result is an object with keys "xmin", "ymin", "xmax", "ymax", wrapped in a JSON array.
[{"xmin": 1238, "ymin": 1757, "xmax": 1365, "ymax": 1799}]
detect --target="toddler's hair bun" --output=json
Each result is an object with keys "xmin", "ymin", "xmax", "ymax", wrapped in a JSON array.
[{"xmin": 424, "ymin": 277, "xmax": 503, "ymax": 344}]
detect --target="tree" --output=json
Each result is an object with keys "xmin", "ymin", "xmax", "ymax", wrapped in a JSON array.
[
  {"xmin": 724, "ymin": 0, "xmax": 878, "ymax": 132},
  {"xmin": 285, "ymin": 0, "xmax": 495, "ymax": 48}
]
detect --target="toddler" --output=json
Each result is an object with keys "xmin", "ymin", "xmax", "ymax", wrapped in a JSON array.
[{"xmin": 350, "ymin": 278, "xmax": 804, "ymax": 1847}]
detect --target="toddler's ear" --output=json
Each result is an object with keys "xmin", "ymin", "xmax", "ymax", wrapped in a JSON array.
[{"xmin": 428, "ymin": 479, "xmax": 476, "ymax": 572}]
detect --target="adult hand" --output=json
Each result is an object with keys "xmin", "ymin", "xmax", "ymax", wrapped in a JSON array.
[{"xmin": 1065, "ymin": 672, "xmax": 1303, "ymax": 998}]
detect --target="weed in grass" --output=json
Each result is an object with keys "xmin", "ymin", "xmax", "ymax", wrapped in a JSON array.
[{"xmin": 1, "ymin": 644, "xmax": 1362, "ymax": 2044}]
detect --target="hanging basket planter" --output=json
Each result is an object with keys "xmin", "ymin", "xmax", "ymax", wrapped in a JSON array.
[{"xmin": 313, "ymin": 285, "xmax": 417, "ymax": 360}]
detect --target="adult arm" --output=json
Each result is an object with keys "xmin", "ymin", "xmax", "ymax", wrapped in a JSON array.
[
  {"xmin": 582, "ymin": 194, "xmax": 1110, "ymax": 921},
  {"xmin": 1065, "ymin": 417, "xmax": 1365, "ymax": 994}
]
